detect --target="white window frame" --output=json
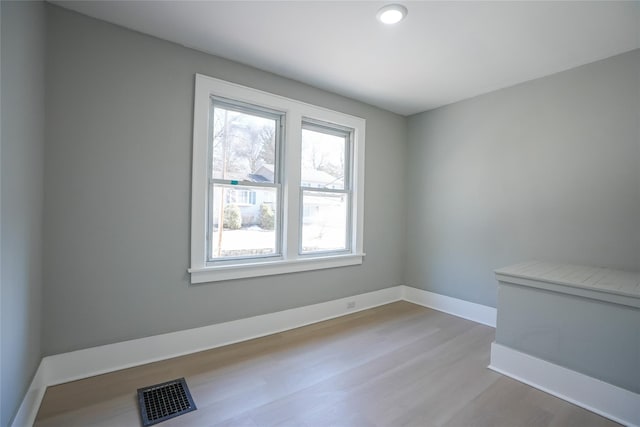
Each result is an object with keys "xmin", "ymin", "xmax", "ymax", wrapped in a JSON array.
[
  {"xmin": 189, "ymin": 74, "xmax": 365, "ymax": 284},
  {"xmin": 299, "ymin": 120, "xmax": 353, "ymax": 255},
  {"xmin": 207, "ymin": 98, "xmax": 284, "ymax": 263}
]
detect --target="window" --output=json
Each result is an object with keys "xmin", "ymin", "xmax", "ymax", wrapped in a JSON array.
[
  {"xmin": 190, "ymin": 74, "xmax": 365, "ymax": 283},
  {"xmin": 208, "ymin": 99, "xmax": 282, "ymax": 261},
  {"xmin": 232, "ymin": 190, "xmax": 257, "ymax": 206},
  {"xmin": 300, "ymin": 121, "xmax": 351, "ymax": 254}
]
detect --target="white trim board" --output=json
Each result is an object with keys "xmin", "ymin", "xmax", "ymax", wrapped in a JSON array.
[
  {"xmin": 402, "ymin": 286, "xmax": 497, "ymax": 327},
  {"xmin": 13, "ymin": 286, "xmax": 403, "ymax": 426},
  {"xmin": 490, "ymin": 343, "xmax": 640, "ymax": 427},
  {"xmin": 11, "ymin": 285, "xmax": 493, "ymax": 426},
  {"xmin": 10, "ymin": 362, "xmax": 47, "ymax": 427},
  {"xmin": 45, "ymin": 286, "xmax": 402, "ymax": 387}
]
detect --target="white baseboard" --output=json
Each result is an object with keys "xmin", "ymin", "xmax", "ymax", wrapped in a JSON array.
[
  {"xmin": 489, "ymin": 342, "xmax": 640, "ymax": 427},
  {"xmin": 402, "ymin": 285, "xmax": 497, "ymax": 327},
  {"xmin": 10, "ymin": 361, "xmax": 47, "ymax": 427},
  {"xmin": 12, "ymin": 286, "xmax": 403, "ymax": 426},
  {"xmin": 15, "ymin": 285, "xmax": 635, "ymax": 426},
  {"xmin": 11, "ymin": 285, "xmax": 499, "ymax": 427},
  {"xmin": 44, "ymin": 286, "xmax": 403, "ymax": 387}
]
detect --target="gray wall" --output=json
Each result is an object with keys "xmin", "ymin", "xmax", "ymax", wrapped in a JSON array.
[
  {"xmin": 0, "ymin": 2, "xmax": 46, "ymax": 425},
  {"xmin": 43, "ymin": 5, "xmax": 407, "ymax": 356},
  {"xmin": 405, "ymin": 49, "xmax": 640, "ymax": 308},
  {"xmin": 495, "ymin": 282, "xmax": 639, "ymax": 394}
]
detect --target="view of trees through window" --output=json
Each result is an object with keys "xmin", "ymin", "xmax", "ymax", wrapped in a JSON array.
[
  {"xmin": 208, "ymin": 101, "xmax": 352, "ymax": 260},
  {"xmin": 211, "ymin": 104, "xmax": 276, "ymax": 181},
  {"xmin": 209, "ymin": 102, "xmax": 280, "ymax": 259},
  {"xmin": 301, "ymin": 126, "xmax": 350, "ymax": 253}
]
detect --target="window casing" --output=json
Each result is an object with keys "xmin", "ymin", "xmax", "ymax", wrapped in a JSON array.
[{"xmin": 189, "ymin": 74, "xmax": 365, "ymax": 283}]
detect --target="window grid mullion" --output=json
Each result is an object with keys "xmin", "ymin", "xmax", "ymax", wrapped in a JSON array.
[
  {"xmin": 211, "ymin": 180, "xmax": 280, "ymax": 190},
  {"xmin": 299, "ymin": 186, "xmax": 349, "ymax": 194},
  {"xmin": 283, "ymin": 113, "xmax": 302, "ymax": 261}
]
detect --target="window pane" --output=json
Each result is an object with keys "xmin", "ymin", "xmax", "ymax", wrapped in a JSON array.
[
  {"xmin": 301, "ymin": 191, "xmax": 348, "ymax": 253},
  {"xmin": 210, "ymin": 186, "xmax": 279, "ymax": 259},
  {"xmin": 212, "ymin": 104, "xmax": 277, "ymax": 183},
  {"xmin": 301, "ymin": 128, "xmax": 346, "ymax": 190}
]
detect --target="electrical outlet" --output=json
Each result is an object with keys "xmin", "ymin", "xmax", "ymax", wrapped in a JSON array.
[{"xmin": 347, "ymin": 301, "xmax": 356, "ymax": 309}]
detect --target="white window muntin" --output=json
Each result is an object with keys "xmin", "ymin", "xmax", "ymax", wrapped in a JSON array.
[{"xmin": 190, "ymin": 74, "xmax": 366, "ymax": 284}]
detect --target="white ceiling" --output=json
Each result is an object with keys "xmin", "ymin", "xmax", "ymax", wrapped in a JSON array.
[{"xmin": 52, "ymin": 1, "xmax": 640, "ymax": 116}]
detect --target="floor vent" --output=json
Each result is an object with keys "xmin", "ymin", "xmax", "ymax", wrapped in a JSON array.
[{"xmin": 137, "ymin": 378, "xmax": 197, "ymax": 426}]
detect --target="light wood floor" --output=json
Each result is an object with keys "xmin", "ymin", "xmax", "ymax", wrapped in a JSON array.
[{"xmin": 35, "ymin": 301, "xmax": 618, "ymax": 427}]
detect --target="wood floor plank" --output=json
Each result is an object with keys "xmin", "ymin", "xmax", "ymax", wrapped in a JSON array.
[{"xmin": 35, "ymin": 301, "xmax": 619, "ymax": 427}]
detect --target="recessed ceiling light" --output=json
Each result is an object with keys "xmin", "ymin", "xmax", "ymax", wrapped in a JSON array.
[{"xmin": 376, "ymin": 4, "xmax": 408, "ymax": 25}]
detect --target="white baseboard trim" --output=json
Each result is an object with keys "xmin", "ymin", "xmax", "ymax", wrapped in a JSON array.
[
  {"xmin": 12, "ymin": 286, "xmax": 403, "ymax": 426},
  {"xmin": 489, "ymin": 342, "xmax": 640, "ymax": 427},
  {"xmin": 44, "ymin": 286, "xmax": 403, "ymax": 387},
  {"xmin": 402, "ymin": 285, "xmax": 497, "ymax": 327},
  {"xmin": 10, "ymin": 361, "xmax": 47, "ymax": 427},
  {"xmin": 15, "ymin": 285, "xmax": 635, "ymax": 426},
  {"xmin": 12, "ymin": 285, "xmax": 499, "ymax": 427}
]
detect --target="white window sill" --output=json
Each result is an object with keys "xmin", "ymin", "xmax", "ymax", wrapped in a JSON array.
[{"xmin": 188, "ymin": 253, "xmax": 365, "ymax": 284}]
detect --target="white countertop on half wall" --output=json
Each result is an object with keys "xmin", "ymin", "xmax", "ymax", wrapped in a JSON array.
[{"xmin": 495, "ymin": 260, "xmax": 640, "ymax": 308}]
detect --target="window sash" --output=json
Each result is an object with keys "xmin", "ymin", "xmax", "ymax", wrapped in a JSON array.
[
  {"xmin": 209, "ymin": 96, "xmax": 284, "ymax": 184},
  {"xmin": 207, "ymin": 182, "xmax": 281, "ymax": 263},
  {"xmin": 300, "ymin": 120, "xmax": 352, "ymax": 191},
  {"xmin": 207, "ymin": 97, "xmax": 284, "ymax": 263},
  {"xmin": 299, "ymin": 121, "xmax": 353, "ymax": 255},
  {"xmin": 299, "ymin": 188, "xmax": 352, "ymax": 255}
]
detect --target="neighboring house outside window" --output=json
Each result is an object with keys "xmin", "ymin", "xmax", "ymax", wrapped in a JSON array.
[{"xmin": 189, "ymin": 74, "xmax": 365, "ymax": 283}]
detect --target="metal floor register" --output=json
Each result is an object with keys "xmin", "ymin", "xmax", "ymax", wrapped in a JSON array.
[{"xmin": 137, "ymin": 378, "xmax": 197, "ymax": 426}]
